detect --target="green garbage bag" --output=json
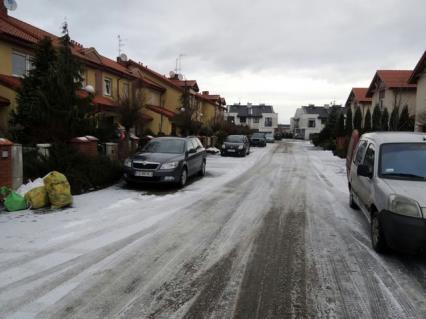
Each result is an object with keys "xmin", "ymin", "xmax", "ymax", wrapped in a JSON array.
[{"xmin": 0, "ymin": 186, "xmax": 28, "ymax": 212}]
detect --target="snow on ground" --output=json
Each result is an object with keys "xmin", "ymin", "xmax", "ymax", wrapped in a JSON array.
[{"xmin": 0, "ymin": 145, "xmax": 270, "ymax": 264}]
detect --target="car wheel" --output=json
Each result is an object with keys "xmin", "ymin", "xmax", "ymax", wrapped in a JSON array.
[
  {"xmin": 371, "ymin": 212, "xmax": 388, "ymax": 253},
  {"xmin": 221, "ymin": 152, "xmax": 226, "ymax": 157},
  {"xmin": 349, "ymin": 188, "xmax": 359, "ymax": 209},
  {"xmin": 246, "ymin": 148, "xmax": 250, "ymax": 155},
  {"xmin": 179, "ymin": 167, "xmax": 188, "ymax": 187},
  {"xmin": 199, "ymin": 160, "xmax": 206, "ymax": 176}
]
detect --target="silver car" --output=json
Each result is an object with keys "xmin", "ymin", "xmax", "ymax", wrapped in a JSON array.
[{"xmin": 348, "ymin": 132, "xmax": 426, "ymax": 253}]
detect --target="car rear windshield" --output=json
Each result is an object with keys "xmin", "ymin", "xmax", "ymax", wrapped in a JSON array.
[
  {"xmin": 143, "ymin": 139, "xmax": 185, "ymax": 154},
  {"xmin": 226, "ymin": 135, "xmax": 244, "ymax": 142},
  {"xmin": 252, "ymin": 133, "xmax": 265, "ymax": 138},
  {"xmin": 380, "ymin": 143, "xmax": 426, "ymax": 181}
]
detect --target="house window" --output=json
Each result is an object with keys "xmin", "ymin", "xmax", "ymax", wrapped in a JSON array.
[
  {"xmin": 308, "ymin": 119, "xmax": 316, "ymax": 128},
  {"xmin": 265, "ymin": 117, "xmax": 272, "ymax": 127},
  {"xmin": 240, "ymin": 116, "xmax": 247, "ymax": 123},
  {"xmin": 104, "ymin": 77, "xmax": 112, "ymax": 96},
  {"xmin": 227, "ymin": 116, "xmax": 235, "ymax": 124},
  {"xmin": 12, "ymin": 51, "xmax": 33, "ymax": 77},
  {"xmin": 122, "ymin": 82, "xmax": 129, "ymax": 98},
  {"xmin": 379, "ymin": 89, "xmax": 385, "ymax": 100},
  {"xmin": 253, "ymin": 117, "xmax": 259, "ymax": 123}
]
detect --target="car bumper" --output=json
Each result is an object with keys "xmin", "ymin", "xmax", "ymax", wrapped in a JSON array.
[
  {"xmin": 250, "ymin": 140, "xmax": 266, "ymax": 146},
  {"xmin": 380, "ymin": 210, "xmax": 426, "ymax": 253},
  {"xmin": 222, "ymin": 149, "xmax": 245, "ymax": 156},
  {"xmin": 123, "ymin": 167, "xmax": 181, "ymax": 184}
]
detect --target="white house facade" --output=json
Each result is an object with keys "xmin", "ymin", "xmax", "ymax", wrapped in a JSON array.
[
  {"xmin": 225, "ymin": 103, "xmax": 278, "ymax": 133},
  {"xmin": 290, "ymin": 105, "xmax": 335, "ymax": 140}
]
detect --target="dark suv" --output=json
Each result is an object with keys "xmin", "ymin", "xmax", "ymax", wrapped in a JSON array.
[
  {"xmin": 250, "ymin": 133, "xmax": 267, "ymax": 147},
  {"xmin": 124, "ymin": 137, "xmax": 206, "ymax": 187},
  {"xmin": 221, "ymin": 135, "xmax": 250, "ymax": 157}
]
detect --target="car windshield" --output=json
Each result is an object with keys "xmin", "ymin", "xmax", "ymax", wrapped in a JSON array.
[
  {"xmin": 226, "ymin": 135, "xmax": 244, "ymax": 143},
  {"xmin": 252, "ymin": 133, "xmax": 265, "ymax": 138},
  {"xmin": 143, "ymin": 139, "xmax": 185, "ymax": 154},
  {"xmin": 380, "ymin": 143, "xmax": 426, "ymax": 181},
  {"xmin": 266, "ymin": 134, "xmax": 274, "ymax": 138}
]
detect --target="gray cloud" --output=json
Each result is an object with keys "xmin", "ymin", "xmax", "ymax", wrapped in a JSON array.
[{"xmin": 12, "ymin": 0, "xmax": 426, "ymax": 122}]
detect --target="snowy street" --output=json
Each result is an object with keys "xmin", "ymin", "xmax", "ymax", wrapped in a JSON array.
[{"xmin": 1, "ymin": 140, "xmax": 426, "ymax": 318}]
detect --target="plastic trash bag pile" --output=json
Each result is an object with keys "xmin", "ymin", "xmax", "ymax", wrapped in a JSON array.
[{"xmin": 0, "ymin": 171, "xmax": 73, "ymax": 212}]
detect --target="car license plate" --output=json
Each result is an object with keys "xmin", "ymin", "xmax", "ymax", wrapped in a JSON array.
[
  {"xmin": 135, "ymin": 171, "xmax": 153, "ymax": 177},
  {"xmin": 228, "ymin": 149, "xmax": 235, "ymax": 152}
]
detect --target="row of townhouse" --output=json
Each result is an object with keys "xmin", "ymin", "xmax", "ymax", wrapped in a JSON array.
[
  {"xmin": 224, "ymin": 103, "xmax": 278, "ymax": 134},
  {"xmin": 345, "ymin": 50, "xmax": 426, "ymax": 132},
  {"xmin": 0, "ymin": 3, "xmax": 226, "ymax": 137}
]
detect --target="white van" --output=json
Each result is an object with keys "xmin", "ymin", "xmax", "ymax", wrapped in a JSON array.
[{"xmin": 348, "ymin": 132, "xmax": 426, "ymax": 253}]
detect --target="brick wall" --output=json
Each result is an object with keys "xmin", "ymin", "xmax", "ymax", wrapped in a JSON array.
[{"xmin": 0, "ymin": 139, "xmax": 13, "ymax": 188}]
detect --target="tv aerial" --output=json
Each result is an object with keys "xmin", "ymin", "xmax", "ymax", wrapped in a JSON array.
[{"xmin": 3, "ymin": 0, "xmax": 17, "ymax": 10}]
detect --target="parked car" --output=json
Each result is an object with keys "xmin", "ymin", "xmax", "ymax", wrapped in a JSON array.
[
  {"xmin": 250, "ymin": 132, "xmax": 267, "ymax": 147},
  {"xmin": 274, "ymin": 133, "xmax": 283, "ymax": 141},
  {"xmin": 265, "ymin": 133, "xmax": 275, "ymax": 143},
  {"xmin": 348, "ymin": 132, "xmax": 426, "ymax": 253},
  {"xmin": 221, "ymin": 135, "xmax": 250, "ymax": 157},
  {"xmin": 124, "ymin": 137, "xmax": 206, "ymax": 187}
]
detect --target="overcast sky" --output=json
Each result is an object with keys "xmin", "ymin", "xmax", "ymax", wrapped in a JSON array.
[{"xmin": 11, "ymin": 0, "xmax": 426, "ymax": 123}]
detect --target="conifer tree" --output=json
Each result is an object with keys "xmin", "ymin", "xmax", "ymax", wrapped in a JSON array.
[
  {"xmin": 353, "ymin": 107, "xmax": 362, "ymax": 131},
  {"xmin": 364, "ymin": 109, "xmax": 372, "ymax": 132},
  {"xmin": 381, "ymin": 108, "xmax": 389, "ymax": 131},
  {"xmin": 398, "ymin": 105, "xmax": 413, "ymax": 131},
  {"xmin": 372, "ymin": 104, "xmax": 382, "ymax": 131},
  {"xmin": 389, "ymin": 107, "xmax": 400, "ymax": 131},
  {"xmin": 10, "ymin": 23, "xmax": 94, "ymax": 144},
  {"xmin": 345, "ymin": 107, "xmax": 353, "ymax": 136},
  {"xmin": 335, "ymin": 112, "xmax": 345, "ymax": 137}
]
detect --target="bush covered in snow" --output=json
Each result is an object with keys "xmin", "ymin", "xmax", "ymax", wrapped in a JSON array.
[{"xmin": 23, "ymin": 145, "xmax": 122, "ymax": 195}]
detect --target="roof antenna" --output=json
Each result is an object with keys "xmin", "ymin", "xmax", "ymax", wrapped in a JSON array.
[{"xmin": 118, "ymin": 35, "xmax": 125, "ymax": 56}]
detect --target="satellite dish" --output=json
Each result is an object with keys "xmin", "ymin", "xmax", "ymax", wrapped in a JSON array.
[
  {"xmin": 177, "ymin": 73, "xmax": 184, "ymax": 81},
  {"xmin": 4, "ymin": 0, "xmax": 17, "ymax": 10},
  {"xmin": 169, "ymin": 70, "xmax": 176, "ymax": 78},
  {"xmin": 119, "ymin": 53, "xmax": 128, "ymax": 61},
  {"xmin": 84, "ymin": 85, "xmax": 95, "ymax": 94}
]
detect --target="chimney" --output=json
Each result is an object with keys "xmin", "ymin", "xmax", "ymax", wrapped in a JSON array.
[
  {"xmin": 202, "ymin": 91, "xmax": 209, "ymax": 95},
  {"xmin": 1, "ymin": 2, "xmax": 7, "ymax": 16}
]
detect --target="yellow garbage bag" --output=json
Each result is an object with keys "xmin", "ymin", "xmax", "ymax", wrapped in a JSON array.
[
  {"xmin": 25, "ymin": 186, "xmax": 49, "ymax": 209},
  {"xmin": 43, "ymin": 171, "xmax": 73, "ymax": 209}
]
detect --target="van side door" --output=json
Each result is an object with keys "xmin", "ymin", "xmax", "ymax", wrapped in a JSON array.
[
  {"xmin": 350, "ymin": 140, "xmax": 368, "ymax": 199},
  {"xmin": 357, "ymin": 143, "xmax": 376, "ymax": 209}
]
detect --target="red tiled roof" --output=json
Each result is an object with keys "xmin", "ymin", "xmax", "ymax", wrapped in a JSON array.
[
  {"xmin": 170, "ymin": 79, "xmax": 199, "ymax": 92},
  {"xmin": 92, "ymin": 95, "xmax": 119, "ymax": 108},
  {"xmin": 0, "ymin": 74, "xmax": 21, "ymax": 90},
  {"xmin": 135, "ymin": 77, "xmax": 166, "ymax": 92},
  {"xmin": 124, "ymin": 60, "xmax": 185, "ymax": 92},
  {"xmin": 409, "ymin": 50, "xmax": 426, "ymax": 84},
  {"xmin": 352, "ymin": 88, "xmax": 372, "ymax": 103},
  {"xmin": 146, "ymin": 104, "xmax": 176, "ymax": 118},
  {"xmin": 0, "ymin": 14, "xmax": 135, "ymax": 78},
  {"xmin": 0, "ymin": 95, "xmax": 10, "ymax": 106},
  {"xmin": 366, "ymin": 70, "xmax": 416, "ymax": 97}
]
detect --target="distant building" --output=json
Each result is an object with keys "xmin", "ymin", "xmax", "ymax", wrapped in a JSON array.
[
  {"xmin": 276, "ymin": 124, "xmax": 291, "ymax": 134},
  {"xmin": 290, "ymin": 104, "xmax": 342, "ymax": 140},
  {"xmin": 225, "ymin": 103, "xmax": 278, "ymax": 133}
]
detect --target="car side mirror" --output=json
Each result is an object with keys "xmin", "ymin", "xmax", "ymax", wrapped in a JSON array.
[
  {"xmin": 188, "ymin": 148, "xmax": 196, "ymax": 154},
  {"xmin": 357, "ymin": 164, "xmax": 373, "ymax": 178}
]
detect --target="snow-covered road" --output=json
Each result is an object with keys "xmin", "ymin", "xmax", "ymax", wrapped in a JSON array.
[{"xmin": 1, "ymin": 141, "xmax": 426, "ymax": 318}]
